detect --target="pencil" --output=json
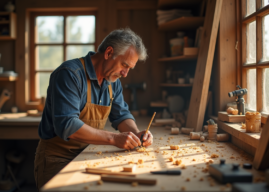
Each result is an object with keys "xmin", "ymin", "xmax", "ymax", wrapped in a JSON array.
[{"xmin": 145, "ymin": 112, "xmax": 156, "ymax": 134}]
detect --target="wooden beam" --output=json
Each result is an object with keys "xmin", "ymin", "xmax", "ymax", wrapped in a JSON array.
[
  {"xmin": 186, "ymin": 0, "xmax": 223, "ymax": 131},
  {"xmin": 253, "ymin": 117, "xmax": 269, "ymax": 169}
]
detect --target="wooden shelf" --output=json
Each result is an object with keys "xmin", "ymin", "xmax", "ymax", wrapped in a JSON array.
[
  {"xmin": 0, "ymin": 12, "xmax": 16, "ymax": 40},
  {"xmin": 158, "ymin": 17, "xmax": 204, "ymax": 31},
  {"xmin": 158, "ymin": 55, "xmax": 197, "ymax": 62},
  {"xmin": 0, "ymin": 21, "xmax": 9, "ymax": 24},
  {"xmin": 0, "ymin": 76, "xmax": 18, "ymax": 81},
  {"xmin": 158, "ymin": 0, "xmax": 203, "ymax": 9},
  {"xmin": 160, "ymin": 83, "xmax": 192, "ymax": 87}
]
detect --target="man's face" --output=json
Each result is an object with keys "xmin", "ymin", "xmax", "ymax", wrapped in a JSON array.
[{"xmin": 104, "ymin": 46, "xmax": 138, "ymax": 83}]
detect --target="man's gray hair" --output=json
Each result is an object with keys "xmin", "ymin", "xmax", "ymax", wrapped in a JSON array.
[{"xmin": 97, "ymin": 28, "xmax": 147, "ymax": 61}]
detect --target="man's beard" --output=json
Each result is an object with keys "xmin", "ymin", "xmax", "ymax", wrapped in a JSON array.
[{"xmin": 107, "ymin": 74, "xmax": 121, "ymax": 83}]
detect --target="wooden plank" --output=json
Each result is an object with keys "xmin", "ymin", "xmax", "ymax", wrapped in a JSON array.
[
  {"xmin": 158, "ymin": 17, "xmax": 204, "ymax": 31},
  {"xmin": 218, "ymin": 112, "xmax": 245, "ymax": 123},
  {"xmin": 158, "ymin": 55, "xmax": 197, "ymax": 62},
  {"xmin": 217, "ymin": 119, "xmax": 260, "ymax": 148},
  {"xmin": 253, "ymin": 117, "xmax": 269, "ymax": 169},
  {"xmin": 186, "ymin": 0, "xmax": 223, "ymax": 132},
  {"xmin": 85, "ymin": 168, "xmax": 136, "ymax": 177}
]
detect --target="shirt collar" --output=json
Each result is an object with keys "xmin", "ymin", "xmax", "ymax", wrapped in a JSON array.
[{"xmin": 84, "ymin": 51, "xmax": 111, "ymax": 86}]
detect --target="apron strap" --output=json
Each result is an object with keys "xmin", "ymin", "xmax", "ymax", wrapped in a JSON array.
[
  {"xmin": 79, "ymin": 58, "xmax": 113, "ymax": 105},
  {"xmin": 79, "ymin": 58, "xmax": 91, "ymax": 103}
]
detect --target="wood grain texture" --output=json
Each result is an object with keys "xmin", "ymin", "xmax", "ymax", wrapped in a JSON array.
[
  {"xmin": 218, "ymin": 0, "xmax": 237, "ymax": 112},
  {"xmin": 186, "ymin": 0, "xmax": 223, "ymax": 131},
  {"xmin": 41, "ymin": 117, "xmax": 263, "ymax": 192},
  {"xmin": 158, "ymin": 17, "xmax": 205, "ymax": 31},
  {"xmin": 253, "ymin": 117, "xmax": 269, "ymax": 169},
  {"xmin": 218, "ymin": 112, "xmax": 245, "ymax": 123}
]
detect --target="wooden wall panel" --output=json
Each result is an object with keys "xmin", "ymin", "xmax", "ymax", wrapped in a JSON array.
[
  {"xmin": 218, "ymin": 0, "xmax": 237, "ymax": 111},
  {"xmin": 117, "ymin": 9, "xmax": 165, "ymax": 111},
  {"xmin": 212, "ymin": 0, "xmax": 238, "ymax": 115}
]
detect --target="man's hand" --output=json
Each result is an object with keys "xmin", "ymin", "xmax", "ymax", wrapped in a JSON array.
[
  {"xmin": 112, "ymin": 132, "xmax": 141, "ymax": 150},
  {"xmin": 136, "ymin": 130, "xmax": 153, "ymax": 147}
]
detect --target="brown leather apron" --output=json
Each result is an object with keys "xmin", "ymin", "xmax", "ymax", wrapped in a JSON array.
[{"xmin": 34, "ymin": 58, "xmax": 113, "ymax": 189}]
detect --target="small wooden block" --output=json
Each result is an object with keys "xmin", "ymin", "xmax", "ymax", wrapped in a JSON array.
[
  {"xmin": 123, "ymin": 165, "xmax": 136, "ymax": 172},
  {"xmin": 218, "ymin": 111, "xmax": 245, "ymax": 123}
]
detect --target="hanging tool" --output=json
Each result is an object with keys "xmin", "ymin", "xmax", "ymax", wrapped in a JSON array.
[{"xmin": 140, "ymin": 112, "xmax": 156, "ymax": 146}]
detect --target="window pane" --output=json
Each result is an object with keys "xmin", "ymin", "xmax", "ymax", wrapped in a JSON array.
[
  {"xmin": 246, "ymin": 0, "xmax": 256, "ymax": 16},
  {"xmin": 263, "ymin": 0, "xmax": 269, "ymax": 7},
  {"xmin": 66, "ymin": 45, "xmax": 95, "ymax": 60},
  {"xmin": 66, "ymin": 16, "xmax": 95, "ymax": 43},
  {"xmin": 246, "ymin": 21, "xmax": 256, "ymax": 64},
  {"xmin": 36, "ymin": 16, "xmax": 63, "ymax": 43},
  {"xmin": 263, "ymin": 68, "xmax": 269, "ymax": 113},
  {"xmin": 37, "ymin": 46, "xmax": 63, "ymax": 70},
  {"xmin": 246, "ymin": 69, "xmax": 256, "ymax": 110},
  {"xmin": 36, "ymin": 72, "xmax": 50, "ymax": 98},
  {"xmin": 263, "ymin": 15, "xmax": 269, "ymax": 61}
]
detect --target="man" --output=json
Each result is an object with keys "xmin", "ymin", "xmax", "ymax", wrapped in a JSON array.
[{"xmin": 34, "ymin": 28, "xmax": 153, "ymax": 189}]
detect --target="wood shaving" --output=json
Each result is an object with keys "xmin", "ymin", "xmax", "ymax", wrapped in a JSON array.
[
  {"xmin": 128, "ymin": 161, "xmax": 134, "ymax": 164},
  {"xmin": 230, "ymin": 156, "xmax": 235, "ymax": 159},
  {"xmin": 192, "ymin": 159, "xmax": 196, "ymax": 161},
  {"xmin": 181, "ymin": 186, "xmax": 186, "ymax": 191},
  {"xmin": 174, "ymin": 159, "xmax": 182, "ymax": 165},
  {"xmin": 170, "ymin": 145, "xmax": 179, "ymax": 150},
  {"xmin": 169, "ymin": 156, "xmax": 174, "ymax": 162},
  {"xmin": 96, "ymin": 151, "xmax": 102, "ymax": 155},
  {"xmin": 137, "ymin": 159, "xmax": 144, "ymax": 164},
  {"xmin": 199, "ymin": 178, "xmax": 204, "ymax": 181},
  {"xmin": 131, "ymin": 182, "xmax": 138, "ymax": 187},
  {"xmin": 97, "ymin": 180, "xmax": 103, "ymax": 185},
  {"xmin": 186, "ymin": 178, "xmax": 190, "ymax": 182},
  {"xmin": 211, "ymin": 154, "xmax": 219, "ymax": 158},
  {"xmin": 181, "ymin": 164, "xmax": 186, "ymax": 169}
]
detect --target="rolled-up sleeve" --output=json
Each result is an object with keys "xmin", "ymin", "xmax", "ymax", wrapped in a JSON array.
[
  {"xmin": 109, "ymin": 80, "xmax": 135, "ymax": 130},
  {"xmin": 51, "ymin": 68, "xmax": 85, "ymax": 141}
]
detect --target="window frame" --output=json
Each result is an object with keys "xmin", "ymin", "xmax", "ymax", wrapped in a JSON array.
[
  {"xmin": 240, "ymin": 0, "xmax": 269, "ymax": 115},
  {"xmin": 29, "ymin": 10, "xmax": 97, "ymax": 101}
]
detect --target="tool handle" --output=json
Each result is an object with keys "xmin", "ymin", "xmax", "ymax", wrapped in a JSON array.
[{"xmin": 167, "ymin": 170, "xmax": 181, "ymax": 175}]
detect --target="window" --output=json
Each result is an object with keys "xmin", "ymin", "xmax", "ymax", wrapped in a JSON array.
[
  {"xmin": 241, "ymin": 0, "xmax": 269, "ymax": 114},
  {"xmin": 30, "ymin": 11, "xmax": 96, "ymax": 100}
]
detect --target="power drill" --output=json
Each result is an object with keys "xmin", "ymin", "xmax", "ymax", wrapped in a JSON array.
[{"xmin": 228, "ymin": 85, "xmax": 248, "ymax": 115}]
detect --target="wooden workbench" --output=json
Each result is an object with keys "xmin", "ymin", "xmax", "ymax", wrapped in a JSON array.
[
  {"xmin": 41, "ymin": 117, "xmax": 265, "ymax": 192},
  {"xmin": 0, "ymin": 113, "xmax": 40, "ymax": 139}
]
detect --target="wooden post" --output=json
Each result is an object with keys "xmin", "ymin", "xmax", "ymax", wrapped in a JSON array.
[
  {"xmin": 186, "ymin": 0, "xmax": 223, "ymax": 131},
  {"xmin": 253, "ymin": 118, "xmax": 269, "ymax": 170}
]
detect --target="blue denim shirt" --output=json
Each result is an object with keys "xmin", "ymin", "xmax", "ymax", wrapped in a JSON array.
[{"xmin": 38, "ymin": 51, "xmax": 135, "ymax": 141}]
